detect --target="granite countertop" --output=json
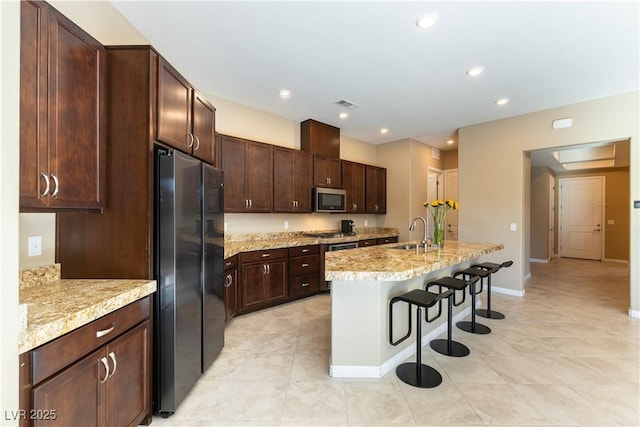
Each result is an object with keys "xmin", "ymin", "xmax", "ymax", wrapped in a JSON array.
[
  {"xmin": 19, "ymin": 265, "xmax": 156, "ymax": 354},
  {"xmin": 325, "ymin": 240, "xmax": 504, "ymax": 282},
  {"xmin": 224, "ymin": 227, "xmax": 399, "ymax": 258}
]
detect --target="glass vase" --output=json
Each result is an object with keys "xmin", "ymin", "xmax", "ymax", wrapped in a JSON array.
[{"xmin": 433, "ymin": 220, "xmax": 445, "ymax": 248}]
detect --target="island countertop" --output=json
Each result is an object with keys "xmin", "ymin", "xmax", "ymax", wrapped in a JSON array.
[
  {"xmin": 325, "ymin": 240, "xmax": 504, "ymax": 282},
  {"xmin": 19, "ymin": 277, "xmax": 156, "ymax": 354}
]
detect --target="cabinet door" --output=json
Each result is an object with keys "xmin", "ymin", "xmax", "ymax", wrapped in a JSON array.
[
  {"xmin": 246, "ymin": 141, "xmax": 273, "ymax": 212},
  {"xmin": 192, "ymin": 91, "xmax": 216, "ymax": 165},
  {"xmin": 313, "ymin": 155, "xmax": 342, "ymax": 188},
  {"xmin": 273, "ymin": 147, "xmax": 296, "ymax": 212},
  {"xmin": 224, "ymin": 266, "xmax": 238, "ymax": 321},
  {"xmin": 366, "ymin": 166, "xmax": 387, "ymax": 214},
  {"xmin": 241, "ymin": 263, "xmax": 267, "ymax": 310},
  {"xmin": 20, "ymin": 3, "xmax": 105, "ymax": 211},
  {"xmin": 266, "ymin": 260, "xmax": 288, "ymax": 304},
  {"xmin": 157, "ymin": 57, "xmax": 193, "ymax": 153},
  {"xmin": 220, "ymin": 136, "xmax": 248, "ymax": 212},
  {"xmin": 32, "ymin": 348, "xmax": 104, "ymax": 426},
  {"xmin": 105, "ymin": 322, "xmax": 150, "ymax": 427},
  {"xmin": 292, "ymin": 150, "xmax": 313, "ymax": 212},
  {"xmin": 342, "ymin": 161, "xmax": 365, "ymax": 213}
]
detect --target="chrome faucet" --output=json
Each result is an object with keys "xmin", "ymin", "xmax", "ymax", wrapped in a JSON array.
[{"xmin": 409, "ymin": 216, "xmax": 429, "ymax": 251}]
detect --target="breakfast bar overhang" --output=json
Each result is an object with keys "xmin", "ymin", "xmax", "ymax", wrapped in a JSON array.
[{"xmin": 325, "ymin": 240, "xmax": 504, "ymax": 378}]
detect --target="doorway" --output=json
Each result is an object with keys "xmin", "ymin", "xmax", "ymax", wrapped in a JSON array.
[{"xmin": 558, "ymin": 176, "xmax": 605, "ymax": 260}]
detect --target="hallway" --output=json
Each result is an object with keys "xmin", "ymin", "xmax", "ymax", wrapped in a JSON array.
[{"xmin": 153, "ymin": 258, "xmax": 639, "ymax": 426}]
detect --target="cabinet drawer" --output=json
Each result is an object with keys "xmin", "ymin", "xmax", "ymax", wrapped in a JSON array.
[
  {"xmin": 289, "ymin": 255, "xmax": 320, "ymax": 276},
  {"xmin": 242, "ymin": 248, "xmax": 288, "ymax": 263},
  {"xmin": 289, "ymin": 274, "xmax": 320, "ymax": 299},
  {"xmin": 31, "ymin": 296, "xmax": 150, "ymax": 385},
  {"xmin": 224, "ymin": 254, "xmax": 238, "ymax": 270},
  {"xmin": 359, "ymin": 238, "xmax": 378, "ymax": 247},
  {"xmin": 377, "ymin": 236, "xmax": 399, "ymax": 245},
  {"xmin": 289, "ymin": 245, "xmax": 320, "ymax": 257}
]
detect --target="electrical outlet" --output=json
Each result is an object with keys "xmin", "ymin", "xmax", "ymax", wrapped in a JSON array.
[
  {"xmin": 364, "ymin": 220, "xmax": 368, "ymax": 226},
  {"xmin": 28, "ymin": 235, "xmax": 42, "ymax": 257},
  {"xmin": 510, "ymin": 223, "xmax": 517, "ymax": 232},
  {"xmin": 284, "ymin": 221, "xmax": 289, "ymax": 229}
]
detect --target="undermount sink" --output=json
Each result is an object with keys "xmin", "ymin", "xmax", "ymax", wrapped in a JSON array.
[{"xmin": 391, "ymin": 243, "xmax": 419, "ymax": 250}]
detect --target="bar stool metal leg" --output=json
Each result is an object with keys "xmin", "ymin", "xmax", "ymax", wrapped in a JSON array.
[
  {"xmin": 395, "ymin": 305, "xmax": 443, "ymax": 388},
  {"xmin": 429, "ymin": 293, "xmax": 470, "ymax": 357},
  {"xmin": 455, "ymin": 273, "xmax": 491, "ymax": 334}
]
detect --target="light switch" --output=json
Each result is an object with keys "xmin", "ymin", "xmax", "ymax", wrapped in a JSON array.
[
  {"xmin": 28, "ymin": 235, "xmax": 42, "ymax": 257},
  {"xmin": 284, "ymin": 221, "xmax": 289, "ymax": 229},
  {"xmin": 510, "ymin": 223, "xmax": 517, "ymax": 232}
]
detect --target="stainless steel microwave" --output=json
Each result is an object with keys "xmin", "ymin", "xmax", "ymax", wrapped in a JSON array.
[{"xmin": 313, "ymin": 187, "xmax": 346, "ymax": 213}]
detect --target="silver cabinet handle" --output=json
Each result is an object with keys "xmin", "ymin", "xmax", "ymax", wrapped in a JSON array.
[
  {"xmin": 266, "ymin": 264, "xmax": 270, "ymax": 274},
  {"xmin": 249, "ymin": 199, "xmax": 252, "ymax": 207},
  {"xmin": 108, "ymin": 351, "xmax": 117, "ymax": 378},
  {"xmin": 262, "ymin": 253, "xmax": 270, "ymax": 258},
  {"xmin": 302, "ymin": 263, "xmax": 309, "ymax": 268},
  {"xmin": 186, "ymin": 132, "xmax": 194, "ymax": 148},
  {"xmin": 302, "ymin": 249, "xmax": 309, "ymax": 253},
  {"xmin": 301, "ymin": 282, "xmax": 309, "ymax": 287},
  {"xmin": 353, "ymin": 204, "xmax": 357, "ymax": 210},
  {"xmin": 40, "ymin": 172, "xmax": 50, "ymax": 197},
  {"xmin": 96, "ymin": 323, "xmax": 115, "ymax": 338},
  {"xmin": 194, "ymin": 134, "xmax": 200, "ymax": 151},
  {"xmin": 225, "ymin": 273, "xmax": 232, "ymax": 287},
  {"xmin": 51, "ymin": 174, "xmax": 59, "ymax": 197},
  {"xmin": 374, "ymin": 204, "xmax": 379, "ymax": 211},
  {"xmin": 263, "ymin": 264, "xmax": 267, "ymax": 274},
  {"xmin": 326, "ymin": 177, "xmax": 331, "ymax": 185},
  {"xmin": 100, "ymin": 357, "xmax": 109, "ymax": 384}
]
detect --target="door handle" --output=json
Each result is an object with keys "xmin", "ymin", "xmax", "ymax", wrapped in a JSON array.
[
  {"xmin": 100, "ymin": 357, "xmax": 110, "ymax": 384},
  {"xmin": 108, "ymin": 351, "xmax": 117, "ymax": 377}
]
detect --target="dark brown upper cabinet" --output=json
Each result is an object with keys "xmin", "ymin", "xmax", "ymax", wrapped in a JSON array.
[
  {"xmin": 301, "ymin": 119, "xmax": 340, "ymax": 159},
  {"xmin": 273, "ymin": 147, "xmax": 313, "ymax": 213},
  {"xmin": 312, "ymin": 155, "xmax": 342, "ymax": 189},
  {"xmin": 157, "ymin": 57, "xmax": 216, "ymax": 165},
  {"xmin": 220, "ymin": 135, "xmax": 273, "ymax": 212},
  {"xmin": 365, "ymin": 165, "xmax": 387, "ymax": 214},
  {"xmin": 342, "ymin": 160, "xmax": 366, "ymax": 213},
  {"xmin": 20, "ymin": 0, "xmax": 106, "ymax": 212}
]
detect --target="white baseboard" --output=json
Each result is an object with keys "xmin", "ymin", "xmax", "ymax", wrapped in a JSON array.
[
  {"xmin": 492, "ymin": 285, "xmax": 525, "ymax": 297},
  {"xmin": 330, "ymin": 302, "xmax": 478, "ymax": 378},
  {"xmin": 530, "ymin": 258, "xmax": 549, "ymax": 264},
  {"xmin": 629, "ymin": 309, "xmax": 640, "ymax": 319},
  {"xmin": 603, "ymin": 258, "xmax": 630, "ymax": 265}
]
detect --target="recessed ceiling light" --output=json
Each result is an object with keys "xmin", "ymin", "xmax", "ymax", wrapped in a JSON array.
[
  {"xmin": 495, "ymin": 98, "xmax": 510, "ymax": 106},
  {"xmin": 446, "ymin": 139, "xmax": 455, "ymax": 145},
  {"xmin": 416, "ymin": 13, "xmax": 439, "ymax": 29},
  {"xmin": 278, "ymin": 89, "xmax": 291, "ymax": 99},
  {"xmin": 466, "ymin": 66, "xmax": 484, "ymax": 77},
  {"xmin": 380, "ymin": 128, "xmax": 389, "ymax": 135},
  {"xmin": 338, "ymin": 112, "xmax": 348, "ymax": 119}
]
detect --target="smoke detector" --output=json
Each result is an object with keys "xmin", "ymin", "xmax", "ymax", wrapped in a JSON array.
[{"xmin": 335, "ymin": 99, "xmax": 359, "ymax": 110}]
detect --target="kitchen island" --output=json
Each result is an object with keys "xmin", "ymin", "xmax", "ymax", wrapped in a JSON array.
[{"xmin": 325, "ymin": 240, "xmax": 503, "ymax": 378}]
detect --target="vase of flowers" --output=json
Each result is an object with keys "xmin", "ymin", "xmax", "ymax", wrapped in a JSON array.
[{"xmin": 423, "ymin": 199, "xmax": 459, "ymax": 248}]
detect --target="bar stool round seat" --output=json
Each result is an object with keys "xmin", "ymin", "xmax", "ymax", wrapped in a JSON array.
[
  {"xmin": 453, "ymin": 267, "xmax": 491, "ymax": 334},
  {"xmin": 425, "ymin": 276, "xmax": 479, "ymax": 357},
  {"xmin": 389, "ymin": 288, "xmax": 451, "ymax": 388}
]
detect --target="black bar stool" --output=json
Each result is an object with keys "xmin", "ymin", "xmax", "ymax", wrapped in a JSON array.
[
  {"xmin": 453, "ymin": 267, "xmax": 491, "ymax": 334},
  {"xmin": 471, "ymin": 260, "xmax": 513, "ymax": 319},
  {"xmin": 425, "ymin": 275, "xmax": 479, "ymax": 357},
  {"xmin": 389, "ymin": 288, "xmax": 452, "ymax": 388}
]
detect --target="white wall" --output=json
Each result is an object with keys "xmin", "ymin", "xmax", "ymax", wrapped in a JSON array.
[
  {"xmin": 459, "ymin": 92, "xmax": 639, "ymax": 314},
  {"xmin": 1, "ymin": 1, "xmax": 21, "ymax": 423}
]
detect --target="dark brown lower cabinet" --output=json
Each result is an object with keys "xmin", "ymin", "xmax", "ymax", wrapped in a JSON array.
[
  {"xmin": 240, "ymin": 249, "xmax": 288, "ymax": 313},
  {"xmin": 288, "ymin": 245, "xmax": 320, "ymax": 299},
  {"xmin": 224, "ymin": 255, "xmax": 238, "ymax": 321},
  {"xmin": 22, "ymin": 297, "xmax": 151, "ymax": 427}
]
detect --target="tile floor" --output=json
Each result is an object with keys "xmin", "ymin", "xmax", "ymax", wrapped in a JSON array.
[{"xmin": 152, "ymin": 258, "xmax": 639, "ymax": 426}]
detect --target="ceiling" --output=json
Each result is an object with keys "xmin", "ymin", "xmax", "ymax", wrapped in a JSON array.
[
  {"xmin": 111, "ymin": 1, "xmax": 638, "ymax": 152},
  {"xmin": 529, "ymin": 139, "xmax": 630, "ymax": 173}
]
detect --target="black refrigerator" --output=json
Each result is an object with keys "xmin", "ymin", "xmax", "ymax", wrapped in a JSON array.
[{"xmin": 154, "ymin": 147, "xmax": 225, "ymax": 417}]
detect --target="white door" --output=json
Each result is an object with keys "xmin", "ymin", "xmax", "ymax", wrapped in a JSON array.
[
  {"xmin": 444, "ymin": 169, "xmax": 459, "ymax": 240},
  {"xmin": 559, "ymin": 177, "xmax": 604, "ymax": 260}
]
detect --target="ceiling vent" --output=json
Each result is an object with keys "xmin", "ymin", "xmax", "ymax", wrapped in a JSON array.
[{"xmin": 335, "ymin": 99, "xmax": 359, "ymax": 110}]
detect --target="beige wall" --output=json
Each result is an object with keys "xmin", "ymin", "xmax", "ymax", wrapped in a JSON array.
[
  {"xmin": 442, "ymin": 150, "xmax": 458, "ymax": 170},
  {"xmin": 556, "ymin": 168, "xmax": 630, "ymax": 262},
  {"xmin": 530, "ymin": 167, "xmax": 552, "ymax": 261},
  {"xmin": 459, "ymin": 92, "xmax": 639, "ymax": 314},
  {"xmin": 1, "ymin": 0, "xmax": 21, "ymax": 422}
]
